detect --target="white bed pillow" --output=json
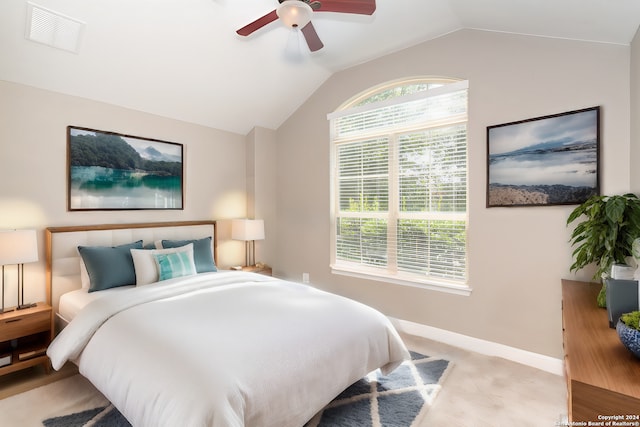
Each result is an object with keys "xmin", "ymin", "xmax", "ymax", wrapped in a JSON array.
[
  {"xmin": 80, "ymin": 259, "xmax": 90, "ymax": 289},
  {"xmin": 131, "ymin": 244, "xmax": 194, "ymax": 286}
]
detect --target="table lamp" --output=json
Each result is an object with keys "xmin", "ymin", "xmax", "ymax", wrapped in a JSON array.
[
  {"xmin": 231, "ymin": 219, "xmax": 265, "ymax": 267},
  {"xmin": 0, "ymin": 229, "xmax": 39, "ymax": 312}
]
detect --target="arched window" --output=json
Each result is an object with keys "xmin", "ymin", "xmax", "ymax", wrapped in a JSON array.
[{"xmin": 328, "ymin": 77, "xmax": 469, "ymax": 293}]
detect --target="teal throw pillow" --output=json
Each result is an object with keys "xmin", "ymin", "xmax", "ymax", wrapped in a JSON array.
[
  {"xmin": 161, "ymin": 237, "xmax": 216, "ymax": 273},
  {"xmin": 78, "ymin": 240, "xmax": 144, "ymax": 293},
  {"xmin": 154, "ymin": 251, "xmax": 197, "ymax": 281}
]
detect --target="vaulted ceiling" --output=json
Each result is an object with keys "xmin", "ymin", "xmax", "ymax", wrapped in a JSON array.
[{"xmin": 2, "ymin": 0, "xmax": 639, "ymax": 135}]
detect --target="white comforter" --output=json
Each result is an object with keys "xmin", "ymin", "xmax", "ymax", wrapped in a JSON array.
[{"xmin": 47, "ymin": 271, "xmax": 409, "ymax": 427}]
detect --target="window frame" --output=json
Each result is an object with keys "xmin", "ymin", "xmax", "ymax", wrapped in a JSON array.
[{"xmin": 329, "ymin": 78, "xmax": 471, "ymax": 296}]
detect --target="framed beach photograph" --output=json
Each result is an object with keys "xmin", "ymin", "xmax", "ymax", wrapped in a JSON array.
[
  {"xmin": 67, "ymin": 126, "xmax": 184, "ymax": 210},
  {"xmin": 487, "ymin": 107, "xmax": 600, "ymax": 207}
]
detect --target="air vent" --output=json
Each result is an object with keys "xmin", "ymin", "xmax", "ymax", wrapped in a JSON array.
[{"xmin": 25, "ymin": 2, "xmax": 85, "ymax": 53}]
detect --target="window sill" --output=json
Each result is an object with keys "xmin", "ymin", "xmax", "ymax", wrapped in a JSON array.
[{"xmin": 330, "ymin": 265, "xmax": 472, "ymax": 296}]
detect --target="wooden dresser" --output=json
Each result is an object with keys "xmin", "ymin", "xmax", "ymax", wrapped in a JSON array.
[{"xmin": 562, "ymin": 279, "xmax": 640, "ymax": 422}]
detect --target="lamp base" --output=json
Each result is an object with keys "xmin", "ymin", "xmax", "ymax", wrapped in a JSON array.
[
  {"xmin": 17, "ymin": 302, "xmax": 37, "ymax": 310},
  {"xmin": 0, "ymin": 307, "xmax": 15, "ymax": 314}
]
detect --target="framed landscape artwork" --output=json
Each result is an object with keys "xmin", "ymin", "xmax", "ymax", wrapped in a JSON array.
[
  {"xmin": 486, "ymin": 107, "xmax": 600, "ymax": 207},
  {"xmin": 67, "ymin": 126, "xmax": 184, "ymax": 210}
]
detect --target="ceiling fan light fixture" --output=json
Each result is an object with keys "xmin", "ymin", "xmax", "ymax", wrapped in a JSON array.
[{"xmin": 276, "ymin": 0, "xmax": 313, "ymax": 29}]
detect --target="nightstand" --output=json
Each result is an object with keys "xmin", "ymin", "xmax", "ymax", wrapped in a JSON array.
[
  {"xmin": 241, "ymin": 265, "xmax": 272, "ymax": 276},
  {"xmin": 0, "ymin": 302, "xmax": 51, "ymax": 376}
]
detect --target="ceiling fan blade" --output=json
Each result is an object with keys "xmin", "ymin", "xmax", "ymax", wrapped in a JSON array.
[
  {"xmin": 236, "ymin": 10, "xmax": 279, "ymax": 36},
  {"xmin": 316, "ymin": 0, "xmax": 376, "ymax": 15},
  {"xmin": 301, "ymin": 22, "xmax": 324, "ymax": 52}
]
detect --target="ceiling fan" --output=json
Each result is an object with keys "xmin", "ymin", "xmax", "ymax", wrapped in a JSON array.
[{"xmin": 236, "ymin": 0, "xmax": 376, "ymax": 52}]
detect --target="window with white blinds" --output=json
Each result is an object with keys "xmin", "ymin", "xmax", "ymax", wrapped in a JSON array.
[{"xmin": 329, "ymin": 79, "xmax": 469, "ymax": 293}]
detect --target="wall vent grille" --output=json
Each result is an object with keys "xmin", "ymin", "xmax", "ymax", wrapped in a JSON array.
[{"xmin": 25, "ymin": 3, "xmax": 85, "ymax": 53}]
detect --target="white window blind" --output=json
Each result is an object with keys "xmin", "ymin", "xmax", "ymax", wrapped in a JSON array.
[{"xmin": 330, "ymin": 79, "xmax": 469, "ymax": 292}]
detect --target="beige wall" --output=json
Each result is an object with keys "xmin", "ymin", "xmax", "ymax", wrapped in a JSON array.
[
  {"xmin": 274, "ymin": 29, "xmax": 632, "ymax": 358},
  {"xmin": 0, "ymin": 80, "xmax": 248, "ymax": 306},
  {"xmin": 245, "ymin": 127, "xmax": 278, "ymax": 267},
  {"xmin": 631, "ymin": 27, "xmax": 640, "ymax": 193}
]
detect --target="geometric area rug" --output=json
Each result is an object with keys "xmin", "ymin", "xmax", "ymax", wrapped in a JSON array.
[
  {"xmin": 42, "ymin": 351, "xmax": 452, "ymax": 427},
  {"xmin": 305, "ymin": 351, "xmax": 453, "ymax": 427}
]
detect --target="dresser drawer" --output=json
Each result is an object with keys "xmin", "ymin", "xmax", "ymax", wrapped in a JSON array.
[{"xmin": 0, "ymin": 309, "xmax": 50, "ymax": 342}]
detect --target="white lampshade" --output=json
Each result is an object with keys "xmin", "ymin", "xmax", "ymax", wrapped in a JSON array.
[
  {"xmin": 276, "ymin": 0, "xmax": 313, "ymax": 29},
  {"xmin": 0, "ymin": 230, "xmax": 38, "ymax": 265},
  {"xmin": 231, "ymin": 219, "xmax": 265, "ymax": 241}
]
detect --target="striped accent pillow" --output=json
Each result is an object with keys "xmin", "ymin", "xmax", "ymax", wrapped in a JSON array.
[{"xmin": 154, "ymin": 250, "xmax": 197, "ymax": 281}]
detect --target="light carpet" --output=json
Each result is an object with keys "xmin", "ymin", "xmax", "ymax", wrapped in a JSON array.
[{"xmin": 1, "ymin": 351, "xmax": 451, "ymax": 427}]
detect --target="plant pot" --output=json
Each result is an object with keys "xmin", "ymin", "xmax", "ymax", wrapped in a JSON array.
[
  {"xmin": 616, "ymin": 319, "xmax": 640, "ymax": 358},
  {"xmin": 605, "ymin": 279, "xmax": 639, "ymax": 328},
  {"xmin": 597, "ymin": 282, "xmax": 607, "ymax": 308}
]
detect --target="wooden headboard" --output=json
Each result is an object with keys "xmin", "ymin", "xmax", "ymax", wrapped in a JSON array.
[{"xmin": 45, "ymin": 221, "xmax": 217, "ymax": 321}]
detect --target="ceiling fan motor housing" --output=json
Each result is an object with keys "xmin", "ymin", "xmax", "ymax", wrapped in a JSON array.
[{"xmin": 276, "ymin": 0, "xmax": 313, "ymax": 29}]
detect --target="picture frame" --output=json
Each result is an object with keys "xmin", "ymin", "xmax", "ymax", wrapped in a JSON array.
[
  {"xmin": 67, "ymin": 126, "xmax": 184, "ymax": 211},
  {"xmin": 486, "ymin": 106, "xmax": 600, "ymax": 207}
]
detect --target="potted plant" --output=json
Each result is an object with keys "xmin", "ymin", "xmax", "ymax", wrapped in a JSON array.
[
  {"xmin": 567, "ymin": 193, "xmax": 640, "ymax": 307},
  {"xmin": 617, "ymin": 311, "xmax": 640, "ymax": 358}
]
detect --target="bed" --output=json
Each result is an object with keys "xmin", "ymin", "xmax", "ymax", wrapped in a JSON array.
[{"xmin": 45, "ymin": 221, "xmax": 409, "ymax": 427}]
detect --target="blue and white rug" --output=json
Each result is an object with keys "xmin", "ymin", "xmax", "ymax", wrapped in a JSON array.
[
  {"xmin": 42, "ymin": 352, "xmax": 451, "ymax": 427},
  {"xmin": 306, "ymin": 351, "xmax": 452, "ymax": 427}
]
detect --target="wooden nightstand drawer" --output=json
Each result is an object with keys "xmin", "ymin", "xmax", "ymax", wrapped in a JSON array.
[
  {"xmin": 0, "ymin": 305, "xmax": 51, "ymax": 342},
  {"xmin": 0, "ymin": 302, "xmax": 52, "ymax": 376}
]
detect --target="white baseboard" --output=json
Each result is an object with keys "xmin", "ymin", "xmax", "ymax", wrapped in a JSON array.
[{"xmin": 390, "ymin": 317, "xmax": 564, "ymax": 376}]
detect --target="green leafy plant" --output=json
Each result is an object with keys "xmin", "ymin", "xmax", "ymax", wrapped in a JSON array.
[
  {"xmin": 621, "ymin": 311, "xmax": 640, "ymax": 331},
  {"xmin": 567, "ymin": 193, "xmax": 640, "ymax": 306}
]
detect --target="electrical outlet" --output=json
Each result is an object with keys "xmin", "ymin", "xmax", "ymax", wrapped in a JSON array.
[{"xmin": 302, "ymin": 273, "xmax": 310, "ymax": 283}]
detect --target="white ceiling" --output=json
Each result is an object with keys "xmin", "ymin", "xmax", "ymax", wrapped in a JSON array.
[{"xmin": 2, "ymin": 0, "xmax": 640, "ymax": 135}]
